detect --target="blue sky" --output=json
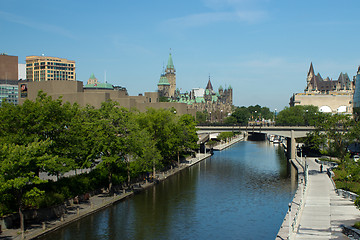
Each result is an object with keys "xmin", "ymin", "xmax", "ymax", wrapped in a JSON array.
[{"xmin": 1, "ymin": 0, "xmax": 360, "ymax": 111}]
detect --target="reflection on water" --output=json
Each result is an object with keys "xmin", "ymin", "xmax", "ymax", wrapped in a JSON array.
[{"xmin": 40, "ymin": 141, "xmax": 295, "ymax": 240}]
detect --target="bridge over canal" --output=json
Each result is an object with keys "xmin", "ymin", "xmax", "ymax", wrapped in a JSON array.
[{"xmin": 197, "ymin": 125, "xmax": 315, "ymax": 159}]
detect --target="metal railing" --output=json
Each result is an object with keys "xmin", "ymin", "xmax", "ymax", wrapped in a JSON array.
[{"xmin": 287, "ymin": 156, "xmax": 308, "ymax": 239}]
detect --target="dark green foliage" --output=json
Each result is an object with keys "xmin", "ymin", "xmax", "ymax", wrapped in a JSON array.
[
  {"xmin": 225, "ymin": 105, "xmax": 274, "ymax": 125},
  {"xmin": 276, "ymin": 105, "xmax": 319, "ymax": 126},
  {"xmin": 354, "ymin": 221, "xmax": 360, "ymax": 229},
  {"xmin": 196, "ymin": 111, "xmax": 207, "ymax": 124},
  {"xmin": 0, "ymin": 92, "xmax": 199, "ymax": 217},
  {"xmin": 159, "ymin": 96, "xmax": 170, "ymax": 102},
  {"xmin": 217, "ymin": 132, "xmax": 235, "ymax": 141}
]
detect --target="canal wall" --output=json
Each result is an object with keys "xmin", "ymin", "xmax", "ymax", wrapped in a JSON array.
[
  {"xmin": 212, "ymin": 135, "xmax": 245, "ymax": 151},
  {"xmin": 276, "ymin": 156, "xmax": 307, "ymax": 240},
  {"xmin": 0, "ymin": 153, "xmax": 212, "ymax": 240}
]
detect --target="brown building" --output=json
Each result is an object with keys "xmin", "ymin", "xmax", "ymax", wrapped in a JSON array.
[
  {"xmin": 26, "ymin": 56, "xmax": 75, "ymax": 82},
  {"xmin": 0, "ymin": 54, "xmax": 18, "ymax": 105},
  {"xmin": 0, "ymin": 54, "xmax": 18, "ymax": 82},
  {"xmin": 18, "ymin": 80, "xmax": 195, "ymax": 116}
]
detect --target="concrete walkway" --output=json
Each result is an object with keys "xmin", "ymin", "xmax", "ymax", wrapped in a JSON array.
[
  {"xmin": 294, "ymin": 158, "xmax": 360, "ymax": 240},
  {"xmin": 212, "ymin": 135, "xmax": 244, "ymax": 151}
]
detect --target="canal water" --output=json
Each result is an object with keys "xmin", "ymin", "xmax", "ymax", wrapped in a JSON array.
[{"xmin": 40, "ymin": 141, "xmax": 296, "ymax": 240}]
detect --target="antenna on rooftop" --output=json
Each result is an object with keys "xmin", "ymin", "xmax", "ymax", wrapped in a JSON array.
[{"xmin": 104, "ymin": 70, "xmax": 107, "ymax": 83}]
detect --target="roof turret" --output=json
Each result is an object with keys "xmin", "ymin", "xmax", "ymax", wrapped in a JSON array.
[
  {"xmin": 158, "ymin": 75, "xmax": 170, "ymax": 86},
  {"xmin": 206, "ymin": 78, "xmax": 213, "ymax": 91},
  {"xmin": 90, "ymin": 73, "xmax": 96, "ymax": 79}
]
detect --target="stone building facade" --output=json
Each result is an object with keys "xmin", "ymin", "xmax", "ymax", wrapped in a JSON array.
[
  {"xmin": 158, "ymin": 53, "xmax": 176, "ymax": 98},
  {"xmin": 157, "ymin": 53, "xmax": 234, "ymax": 121},
  {"xmin": 290, "ymin": 63, "xmax": 354, "ymax": 114}
]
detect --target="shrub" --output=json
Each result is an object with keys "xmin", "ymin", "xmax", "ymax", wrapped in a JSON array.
[
  {"xmin": 355, "ymin": 197, "xmax": 360, "ymax": 209},
  {"xmin": 354, "ymin": 221, "xmax": 360, "ymax": 229}
]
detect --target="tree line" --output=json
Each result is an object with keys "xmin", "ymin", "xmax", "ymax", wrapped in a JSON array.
[{"xmin": 0, "ymin": 92, "xmax": 199, "ymax": 229}]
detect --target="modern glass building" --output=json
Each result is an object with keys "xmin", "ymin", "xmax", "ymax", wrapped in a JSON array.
[
  {"xmin": 353, "ymin": 67, "xmax": 360, "ymax": 119},
  {"xmin": 0, "ymin": 81, "xmax": 18, "ymax": 106}
]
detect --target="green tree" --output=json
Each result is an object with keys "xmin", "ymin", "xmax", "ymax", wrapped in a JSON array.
[
  {"xmin": 92, "ymin": 101, "xmax": 130, "ymax": 191},
  {"xmin": 0, "ymin": 140, "xmax": 55, "ymax": 236},
  {"xmin": 196, "ymin": 111, "xmax": 207, "ymax": 124},
  {"xmin": 230, "ymin": 107, "xmax": 250, "ymax": 125},
  {"xmin": 137, "ymin": 108, "xmax": 178, "ymax": 165},
  {"xmin": 173, "ymin": 114, "xmax": 199, "ymax": 165},
  {"xmin": 276, "ymin": 105, "xmax": 319, "ymax": 126}
]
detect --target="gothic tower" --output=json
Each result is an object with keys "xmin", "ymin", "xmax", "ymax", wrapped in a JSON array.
[
  {"xmin": 157, "ymin": 74, "xmax": 170, "ymax": 97},
  {"xmin": 164, "ymin": 53, "xmax": 176, "ymax": 98}
]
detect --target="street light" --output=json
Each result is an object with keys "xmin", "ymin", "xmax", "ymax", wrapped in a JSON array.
[{"xmin": 274, "ymin": 109, "xmax": 277, "ymax": 126}]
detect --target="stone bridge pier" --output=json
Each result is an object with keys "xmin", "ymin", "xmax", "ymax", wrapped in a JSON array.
[{"xmin": 286, "ymin": 130, "xmax": 296, "ymax": 160}]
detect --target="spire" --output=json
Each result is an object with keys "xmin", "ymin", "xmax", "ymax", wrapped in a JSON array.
[
  {"xmin": 167, "ymin": 53, "xmax": 174, "ymax": 69},
  {"xmin": 308, "ymin": 62, "xmax": 315, "ymax": 77},
  {"xmin": 90, "ymin": 73, "xmax": 96, "ymax": 79},
  {"xmin": 206, "ymin": 75, "xmax": 213, "ymax": 91}
]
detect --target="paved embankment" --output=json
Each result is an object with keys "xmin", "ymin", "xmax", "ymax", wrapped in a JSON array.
[
  {"xmin": 294, "ymin": 158, "xmax": 360, "ymax": 240},
  {"xmin": 277, "ymin": 157, "xmax": 360, "ymax": 240},
  {"xmin": 1, "ymin": 153, "xmax": 211, "ymax": 240},
  {"xmin": 276, "ymin": 158, "xmax": 306, "ymax": 240},
  {"xmin": 212, "ymin": 135, "xmax": 245, "ymax": 151}
]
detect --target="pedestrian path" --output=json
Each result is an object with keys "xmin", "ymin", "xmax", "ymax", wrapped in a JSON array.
[
  {"xmin": 294, "ymin": 158, "xmax": 360, "ymax": 240},
  {"xmin": 212, "ymin": 135, "xmax": 244, "ymax": 151}
]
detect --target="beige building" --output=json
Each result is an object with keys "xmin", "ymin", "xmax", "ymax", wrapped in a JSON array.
[
  {"xmin": 18, "ymin": 80, "xmax": 195, "ymax": 116},
  {"xmin": 290, "ymin": 63, "xmax": 354, "ymax": 114},
  {"xmin": 290, "ymin": 93, "xmax": 353, "ymax": 114},
  {"xmin": 26, "ymin": 56, "xmax": 75, "ymax": 82}
]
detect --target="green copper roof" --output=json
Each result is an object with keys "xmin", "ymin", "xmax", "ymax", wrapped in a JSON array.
[
  {"xmin": 195, "ymin": 97, "xmax": 205, "ymax": 103},
  {"xmin": 89, "ymin": 73, "xmax": 96, "ymax": 79},
  {"xmin": 219, "ymin": 85, "xmax": 223, "ymax": 90},
  {"xmin": 167, "ymin": 53, "xmax": 174, "ymax": 69},
  {"xmin": 228, "ymin": 85, "xmax": 232, "ymax": 89},
  {"xmin": 157, "ymin": 75, "xmax": 170, "ymax": 86},
  {"xmin": 84, "ymin": 82, "xmax": 114, "ymax": 89},
  {"xmin": 212, "ymin": 95, "xmax": 218, "ymax": 102}
]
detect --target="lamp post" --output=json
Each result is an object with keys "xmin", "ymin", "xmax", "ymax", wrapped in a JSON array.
[
  {"xmin": 274, "ymin": 109, "xmax": 277, "ymax": 126},
  {"xmin": 288, "ymin": 202, "xmax": 292, "ymax": 239}
]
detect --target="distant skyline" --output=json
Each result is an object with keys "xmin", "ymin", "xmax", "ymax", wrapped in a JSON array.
[{"xmin": 2, "ymin": 0, "xmax": 360, "ymax": 111}]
